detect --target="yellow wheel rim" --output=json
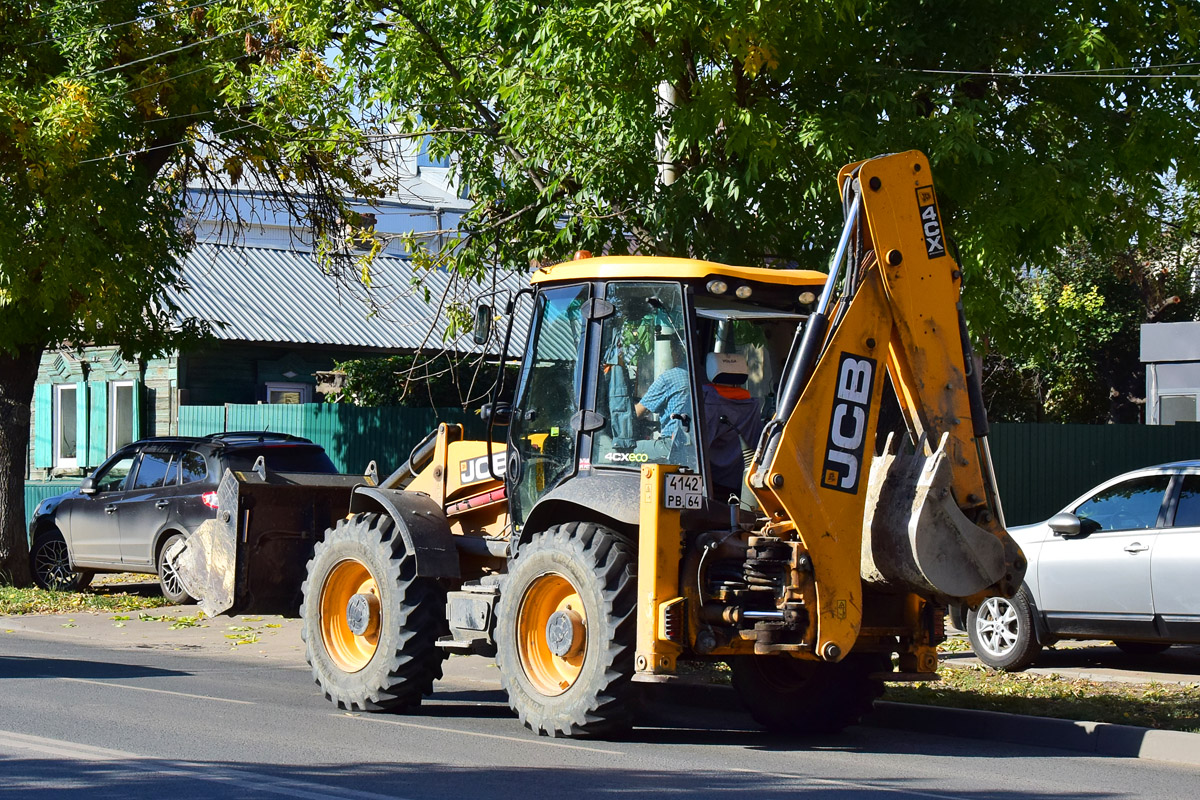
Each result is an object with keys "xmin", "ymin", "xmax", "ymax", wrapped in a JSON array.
[
  {"xmin": 517, "ymin": 572, "xmax": 586, "ymax": 696},
  {"xmin": 320, "ymin": 558, "xmax": 380, "ymax": 673}
]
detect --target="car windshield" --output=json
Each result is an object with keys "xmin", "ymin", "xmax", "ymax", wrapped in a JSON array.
[{"xmin": 224, "ymin": 446, "xmax": 338, "ymax": 474}]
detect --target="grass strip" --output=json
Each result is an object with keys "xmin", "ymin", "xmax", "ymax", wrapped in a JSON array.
[
  {"xmin": 0, "ymin": 585, "xmax": 172, "ymax": 615},
  {"xmin": 886, "ymin": 664, "xmax": 1200, "ymax": 733}
]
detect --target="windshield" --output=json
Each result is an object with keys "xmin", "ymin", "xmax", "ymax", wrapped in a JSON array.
[{"xmin": 592, "ymin": 282, "xmax": 698, "ymax": 473}]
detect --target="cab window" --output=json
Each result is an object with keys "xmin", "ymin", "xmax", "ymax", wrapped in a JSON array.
[{"xmin": 591, "ymin": 282, "xmax": 697, "ymax": 473}]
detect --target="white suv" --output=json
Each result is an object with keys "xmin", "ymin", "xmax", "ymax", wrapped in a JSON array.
[{"xmin": 962, "ymin": 460, "xmax": 1200, "ymax": 670}]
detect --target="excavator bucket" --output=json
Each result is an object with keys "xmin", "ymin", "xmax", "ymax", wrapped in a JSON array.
[
  {"xmin": 168, "ymin": 467, "xmax": 363, "ymax": 617},
  {"xmin": 861, "ymin": 433, "xmax": 1006, "ymax": 599}
]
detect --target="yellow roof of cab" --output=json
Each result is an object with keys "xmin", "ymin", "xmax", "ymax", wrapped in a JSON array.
[{"xmin": 530, "ymin": 255, "xmax": 827, "ymax": 287}]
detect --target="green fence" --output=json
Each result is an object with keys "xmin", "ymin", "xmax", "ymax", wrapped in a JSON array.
[
  {"xmin": 24, "ymin": 481, "xmax": 82, "ymax": 530},
  {"xmin": 989, "ymin": 422, "xmax": 1200, "ymax": 525},
  {"xmin": 178, "ymin": 403, "xmax": 485, "ymax": 476},
  {"xmin": 24, "ymin": 417, "xmax": 1200, "ymax": 533}
]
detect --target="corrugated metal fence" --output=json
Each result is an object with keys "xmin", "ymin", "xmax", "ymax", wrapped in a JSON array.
[
  {"xmin": 25, "ymin": 481, "xmax": 82, "ymax": 531},
  {"xmin": 989, "ymin": 422, "xmax": 1200, "ymax": 525},
  {"xmin": 178, "ymin": 403, "xmax": 484, "ymax": 477}
]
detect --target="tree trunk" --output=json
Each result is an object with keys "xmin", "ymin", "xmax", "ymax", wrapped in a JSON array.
[{"xmin": 0, "ymin": 345, "xmax": 41, "ymax": 587}]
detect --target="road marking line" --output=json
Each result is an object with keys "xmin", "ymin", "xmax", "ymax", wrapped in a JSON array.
[
  {"xmin": 0, "ymin": 728, "xmax": 410, "ymax": 800},
  {"xmin": 0, "ymin": 729, "xmax": 136, "ymax": 761},
  {"xmin": 730, "ymin": 766, "xmax": 969, "ymax": 799},
  {"xmin": 342, "ymin": 713, "xmax": 626, "ymax": 755},
  {"xmin": 58, "ymin": 677, "xmax": 256, "ymax": 705}
]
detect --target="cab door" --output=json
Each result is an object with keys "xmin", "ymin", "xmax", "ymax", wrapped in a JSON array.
[{"xmin": 507, "ymin": 283, "xmax": 590, "ymax": 527}]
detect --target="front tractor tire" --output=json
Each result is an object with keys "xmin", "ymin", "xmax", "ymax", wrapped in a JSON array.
[
  {"xmin": 495, "ymin": 522, "xmax": 638, "ymax": 738},
  {"xmin": 301, "ymin": 512, "xmax": 447, "ymax": 712},
  {"xmin": 730, "ymin": 652, "xmax": 888, "ymax": 735}
]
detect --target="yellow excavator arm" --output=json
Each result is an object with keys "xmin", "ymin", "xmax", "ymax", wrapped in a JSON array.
[{"xmin": 749, "ymin": 150, "xmax": 1025, "ymax": 663}]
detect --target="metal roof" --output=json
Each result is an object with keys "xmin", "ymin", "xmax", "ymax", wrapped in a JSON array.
[{"xmin": 169, "ymin": 242, "xmax": 524, "ymax": 351}]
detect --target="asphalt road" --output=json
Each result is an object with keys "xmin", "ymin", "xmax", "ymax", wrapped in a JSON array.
[{"xmin": 2, "ymin": 608, "xmax": 1199, "ymax": 799}]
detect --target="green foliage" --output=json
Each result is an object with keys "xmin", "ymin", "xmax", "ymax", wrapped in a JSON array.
[
  {"xmin": 0, "ymin": 1, "xmax": 381, "ymax": 584},
  {"xmin": 984, "ymin": 225, "xmax": 1199, "ymax": 422},
  {"xmin": 325, "ymin": 353, "xmax": 496, "ymax": 408},
  {"xmin": 249, "ymin": 1, "xmax": 1200, "ymax": 339},
  {"xmin": 0, "ymin": 1, "xmax": 379, "ymax": 361}
]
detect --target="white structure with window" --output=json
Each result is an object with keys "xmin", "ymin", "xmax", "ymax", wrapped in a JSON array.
[
  {"xmin": 1141, "ymin": 321, "xmax": 1200, "ymax": 425},
  {"xmin": 33, "ymin": 353, "xmax": 142, "ymax": 475}
]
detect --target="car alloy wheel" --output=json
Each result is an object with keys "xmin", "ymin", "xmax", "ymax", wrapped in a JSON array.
[
  {"xmin": 966, "ymin": 587, "xmax": 1040, "ymax": 671},
  {"xmin": 974, "ymin": 596, "xmax": 1020, "ymax": 659}
]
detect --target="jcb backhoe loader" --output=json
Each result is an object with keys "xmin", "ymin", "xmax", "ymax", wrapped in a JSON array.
[{"xmin": 174, "ymin": 150, "xmax": 1024, "ymax": 738}]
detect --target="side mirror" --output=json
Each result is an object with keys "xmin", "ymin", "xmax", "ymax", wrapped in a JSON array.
[
  {"xmin": 481, "ymin": 401, "xmax": 513, "ymax": 426},
  {"xmin": 473, "ymin": 304, "xmax": 493, "ymax": 345},
  {"xmin": 80, "ymin": 476, "xmax": 97, "ymax": 495},
  {"xmin": 1048, "ymin": 511, "xmax": 1082, "ymax": 538}
]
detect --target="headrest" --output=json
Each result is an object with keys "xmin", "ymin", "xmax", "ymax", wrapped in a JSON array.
[{"xmin": 706, "ymin": 352, "xmax": 749, "ymax": 385}]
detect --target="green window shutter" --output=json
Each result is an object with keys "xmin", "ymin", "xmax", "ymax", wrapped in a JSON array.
[
  {"xmin": 33, "ymin": 383, "xmax": 53, "ymax": 468},
  {"xmin": 88, "ymin": 380, "xmax": 109, "ymax": 467},
  {"xmin": 131, "ymin": 379, "xmax": 143, "ymax": 440},
  {"xmin": 75, "ymin": 381, "xmax": 88, "ymax": 464}
]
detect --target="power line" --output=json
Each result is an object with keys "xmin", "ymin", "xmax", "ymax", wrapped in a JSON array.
[
  {"xmin": 24, "ymin": 0, "xmax": 230, "ymax": 47},
  {"xmin": 899, "ymin": 65, "xmax": 1200, "ymax": 81},
  {"xmin": 76, "ymin": 21, "xmax": 261, "ymax": 79},
  {"xmin": 77, "ymin": 122, "xmax": 256, "ymax": 164},
  {"xmin": 120, "ymin": 54, "xmax": 250, "ymax": 99}
]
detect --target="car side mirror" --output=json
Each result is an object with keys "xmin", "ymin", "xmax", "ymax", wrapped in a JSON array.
[
  {"xmin": 473, "ymin": 304, "xmax": 492, "ymax": 345},
  {"xmin": 1048, "ymin": 511, "xmax": 1083, "ymax": 537},
  {"xmin": 80, "ymin": 476, "xmax": 97, "ymax": 496}
]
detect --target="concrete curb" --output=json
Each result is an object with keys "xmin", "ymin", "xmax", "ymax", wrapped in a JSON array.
[
  {"xmin": 867, "ymin": 701, "xmax": 1200, "ymax": 767},
  {"xmin": 647, "ymin": 681, "xmax": 1200, "ymax": 767}
]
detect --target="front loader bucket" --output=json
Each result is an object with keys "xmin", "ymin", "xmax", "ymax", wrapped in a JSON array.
[
  {"xmin": 861, "ymin": 433, "xmax": 1006, "ymax": 599},
  {"xmin": 169, "ymin": 468, "xmax": 362, "ymax": 617}
]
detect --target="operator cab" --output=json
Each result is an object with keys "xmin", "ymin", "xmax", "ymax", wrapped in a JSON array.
[{"xmin": 502, "ymin": 256, "xmax": 824, "ymax": 532}]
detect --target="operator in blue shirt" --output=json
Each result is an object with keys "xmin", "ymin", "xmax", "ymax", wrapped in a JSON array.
[{"xmin": 635, "ymin": 364, "xmax": 692, "ymax": 441}]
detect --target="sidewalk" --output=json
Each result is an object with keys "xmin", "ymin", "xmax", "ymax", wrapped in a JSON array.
[{"xmin": 6, "ymin": 605, "xmax": 1199, "ymax": 767}]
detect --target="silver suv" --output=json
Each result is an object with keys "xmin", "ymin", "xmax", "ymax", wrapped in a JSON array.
[{"xmin": 963, "ymin": 460, "xmax": 1200, "ymax": 670}]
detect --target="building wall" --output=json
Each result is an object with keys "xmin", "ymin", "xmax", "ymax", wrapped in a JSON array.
[
  {"xmin": 28, "ymin": 347, "xmax": 175, "ymax": 480},
  {"xmin": 178, "ymin": 343, "xmax": 374, "ymax": 407}
]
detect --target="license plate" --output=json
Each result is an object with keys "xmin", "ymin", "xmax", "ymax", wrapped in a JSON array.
[{"xmin": 664, "ymin": 473, "xmax": 703, "ymax": 510}]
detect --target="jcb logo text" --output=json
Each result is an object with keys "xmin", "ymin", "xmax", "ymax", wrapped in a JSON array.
[
  {"xmin": 460, "ymin": 453, "xmax": 507, "ymax": 485},
  {"xmin": 821, "ymin": 354, "xmax": 876, "ymax": 494}
]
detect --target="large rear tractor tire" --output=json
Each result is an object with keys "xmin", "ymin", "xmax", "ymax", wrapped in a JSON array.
[
  {"xmin": 495, "ymin": 522, "xmax": 638, "ymax": 738},
  {"xmin": 30, "ymin": 529, "xmax": 93, "ymax": 592},
  {"xmin": 301, "ymin": 512, "xmax": 447, "ymax": 712},
  {"xmin": 730, "ymin": 652, "xmax": 888, "ymax": 735}
]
